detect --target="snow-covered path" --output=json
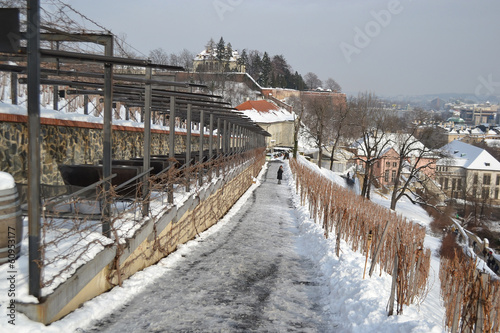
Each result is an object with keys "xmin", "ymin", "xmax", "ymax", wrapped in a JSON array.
[{"xmin": 85, "ymin": 160, "xmax": 335, "ymax": 332}]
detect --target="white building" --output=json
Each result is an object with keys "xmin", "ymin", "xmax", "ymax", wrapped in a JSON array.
[
  {"xmin": 436, "ymin": 140, "xmax": 500, "ymax": 202},
  {"xmin": 235, "ymin": 100, "xmax": 295, "ymax": 149}
]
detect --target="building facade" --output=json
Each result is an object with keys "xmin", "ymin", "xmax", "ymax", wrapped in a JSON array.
[
  {"xmin": 351, "ymin": 133, "xmax": 437, "ymax": 188},
  {"xmin": 235, "ymin": 100, "xmax": 295, "ymax": 149},
  {"xmin": 436, "ymin": 140, "xmax": 500, "ymax": 203},
  {"xmin": 193, "ymin": 48, "xmax": 243, "ymax": 72}
]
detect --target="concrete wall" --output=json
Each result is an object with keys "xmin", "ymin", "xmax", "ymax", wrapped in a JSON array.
[{"xmin": 0, "ymin": 113, "xmax": 213, "ymax": 185}]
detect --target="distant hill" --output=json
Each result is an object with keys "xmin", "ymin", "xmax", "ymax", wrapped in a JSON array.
[{"xmin": 380, "ymin": 93, "xmax": 500, "ymax": 106}]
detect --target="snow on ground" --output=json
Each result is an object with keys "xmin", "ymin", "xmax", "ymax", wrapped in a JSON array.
[{"xmin": 1, "ymin": 157, "xmax": 447, "ymax": 332}]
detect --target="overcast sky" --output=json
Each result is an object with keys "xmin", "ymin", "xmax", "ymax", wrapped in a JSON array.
[{"xmin": 66, "ymin": 0, "xmax": 500, "ymax": 97}]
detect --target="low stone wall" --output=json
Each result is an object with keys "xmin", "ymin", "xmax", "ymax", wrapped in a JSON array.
[
  {"xmin": 0, "ymin": 113, "xmax": 212, "ymax": 185},
  {"xmin": 17, "ymin": 151, "xmax": 264, "ymax": 324}
]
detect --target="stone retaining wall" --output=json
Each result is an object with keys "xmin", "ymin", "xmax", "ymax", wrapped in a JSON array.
[{"xmin": 0, "ymin": 113, "xmax": 212, "ymax": 185}]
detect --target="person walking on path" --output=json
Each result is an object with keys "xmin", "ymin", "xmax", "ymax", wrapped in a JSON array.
[{"xmin": 277, "ymin": 165, "xmax": 284, "ymax": 184}]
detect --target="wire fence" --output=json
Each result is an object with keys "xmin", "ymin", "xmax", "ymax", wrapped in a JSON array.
[
  {"xmin": 289, "ymin": 157, "xmax": 431, "ymax": 315},
  {"xmin": 35, "ymin": 148, "xmax": 265, "ymax": 294}
]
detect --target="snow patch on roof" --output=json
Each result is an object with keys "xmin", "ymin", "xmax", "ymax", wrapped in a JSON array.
[
  {"xmin": 235, "ymin": 100, "xmax": 294, "ymax": 124},
  {"xmin": 438, "ymin": 140, "xmax": 500, "ymax": 170}
]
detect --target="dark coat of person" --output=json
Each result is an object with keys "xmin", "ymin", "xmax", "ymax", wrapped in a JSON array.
[{"xmin": 277, "ymin": 166, "xmax": 284, "ymax": 180}]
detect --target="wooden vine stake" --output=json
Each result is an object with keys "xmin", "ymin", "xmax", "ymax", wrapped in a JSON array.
[
  {"xmin": 475, "ymin": 272, "xmax": 487, "ymax": 333},
  {"xmin": 369, "ymin": 220, "xmax": 391, "ymax": 277},
  {"xmin": 388, "ymin": 230, "xmax": 400, "ymax": 316},
  {"xmin": 363, "ymin": 230, "xmax": 373, "ymax": 279}
]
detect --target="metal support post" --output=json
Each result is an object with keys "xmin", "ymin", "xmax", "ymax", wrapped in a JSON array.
[
  {"xmin": 223, "ymin": 119, "xmax": 227, "ymax": 155},
  {"xmin": 168, "ymin": 97, "xmax": 176, "ymax": 204},
  {"xmin": 53, "ymin": 41, "xmax": 59, "ymax": 110},
  {"xmin": 142, "ymin": 65, "xmax": 152, "ymax": 216},
  {"xmin": 209, "ymin": 113, "xmax": 214, "ymax": 158},
  {"xmin": 198, "ymin": 109, "xmax": 204, "ymax": 186},
  {"xmin": 186, "ymin": 104, "xmax": 192, "ymax": 192},
  {"xmin": 27, "ymin": 0, "xmax": 41, "ymax": 299},
  {"xmin": 11, "ymin": 72, "xmax": 18, "ymax": 105},
  {"xmin": 208, "ymin": 113, "xmax": 213, "ymax": 182},
  {"xmin": 84, "ymin": 94, "xmax": 89, "ymax": 115},
  {"xmin": 216, "ymin": 117, "xmax": 221, "ymax": 177},
  {"xmin": 102, "ymin": 37, "xmax": 114, "ymax": 238},
  {"xmin": 232, "ymin": 123, "xmax": 236, "ymax": 154}
]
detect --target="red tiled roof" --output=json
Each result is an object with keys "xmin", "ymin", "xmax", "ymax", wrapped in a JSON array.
[{"xmin": 235, "ymin": 100, "xmax": 279, "ymax": 112}]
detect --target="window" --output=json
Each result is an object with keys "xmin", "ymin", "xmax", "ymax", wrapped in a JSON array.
[
  {"xmin": 495, "ymin": 188, "xmax": 499, "ymax": 199},
  {"xmin": 444, "ymin": 178, "xmax": 449, "ymax": 190},
  {"xmin": 392, "ymin": 170, "xmax": 396, "ymax": 182},
  {"xmin": 384, "ymin": 170, "xmax": 389, "ymax": 182},
  {"xmin": 496, "ymin": 175, "xmax": 500, "ymax": 186},
  {"xmin": 457, "ymin": 178, "xmax": 462, "ymax": 191},
  {"xmin": 386, "ymin": 161, "xmax": 390, "ymax": 167},
  {"xmin": 393, "ymin": 162, "xmax": 397, "ymax": 167},
  {"xmin": 452, "ymin": 179, "xmax": 456, "ymax": 191},
  {"xmin": 482, "ymin": 188, "xmax": 490, "ymax": 199},
  {"xmin": 483, "ymin": 174, "xmax": 491, "ymax": 185},
  {"xmin": 473, "ymin": 174, "xmax": 478, "ymax": 184}
]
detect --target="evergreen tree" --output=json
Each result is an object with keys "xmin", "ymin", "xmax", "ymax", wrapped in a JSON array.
[
  {"xmin": 271, "ymin": 54, "xmax": 292, "ymax": 88},
  {"xmin": 260, "ymin": 52, "xmax": 272, "ymax": 87},
  {"xmin": 248, "ymin": 50, "xmax": 262, "ymax": 82},
  {"xmin": 237, "ymin": 49, "xmax": 248, "ymax": 72},
  {"xmin": 205, "ymin": 38, "xmax": 215, "ymax": 58},
  {"xmin": 216, "ymin": 37, "xmax": 226, "ymax": 71},
  {"xmin": 216, "ymin": 37, "xmax": 225, "ymax": 61},
  {"xmin": 293, "ymin": 71, "xmax": 307, "ymax": 90},
  {"xmin": 225, "ymin": 42, "xmax": 233, "ymax": 71},
  {"xmin": 225, "ymin": 42, "xmax": 233, "ymax": 60}
]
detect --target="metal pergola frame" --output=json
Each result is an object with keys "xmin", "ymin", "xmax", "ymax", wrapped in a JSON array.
[{"xmin": 0, "ymin": 5, "xmax": 269, "ymax": 299}]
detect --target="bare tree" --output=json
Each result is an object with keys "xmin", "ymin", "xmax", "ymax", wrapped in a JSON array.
[
  {"xmin": 351, "ymin": 93, "xmax": 392, "ymax": 199},
  {"xmin": 169, "ymin": 53, "xmax": 181, "ymax": 67},
  {"xmin": 149, "ymin": 48, "xmax": 170, "ymax": 65},
  {"xmin": 111, "ymin": 33, "xmax": 139, "ymax": 59},
  {"xmin": 302, "ymin": 94, "xmax": 335, "ymax": 167},
  {"xmin": 303, "ymin": 72, "xmax": 322, "ymax": 90},
  {"xmin": 287, "ymin": 94, "xmax": 307, "ymax": 158},
  {"xmin": 178, "ymin": 49, "xmax": 194, "ymax": 72},
  {"xmin": 324, "ymin": 77, "xmax": 342, "ymax": 92},
  {"xmin": 388, "ymin": 128, "xmax": 436, "ymax": 210},
  {"xmin": 322, "ymin": 95, "xmax": 351, "ymax": 170}
]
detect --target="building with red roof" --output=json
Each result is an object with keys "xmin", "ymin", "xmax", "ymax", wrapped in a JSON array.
[{"xmin": 235, "ymin": 99, "xmax": 295, "ymax": 149}]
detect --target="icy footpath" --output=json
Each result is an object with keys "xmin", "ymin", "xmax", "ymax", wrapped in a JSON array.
[{"xmin": 77, "ymin": 159, "xmax": 334, "ymax": 332}]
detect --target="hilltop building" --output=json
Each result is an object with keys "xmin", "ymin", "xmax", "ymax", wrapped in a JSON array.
[{"xmin": 193, "ymin": 47, "xmax": 243, "ymax": 72}]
